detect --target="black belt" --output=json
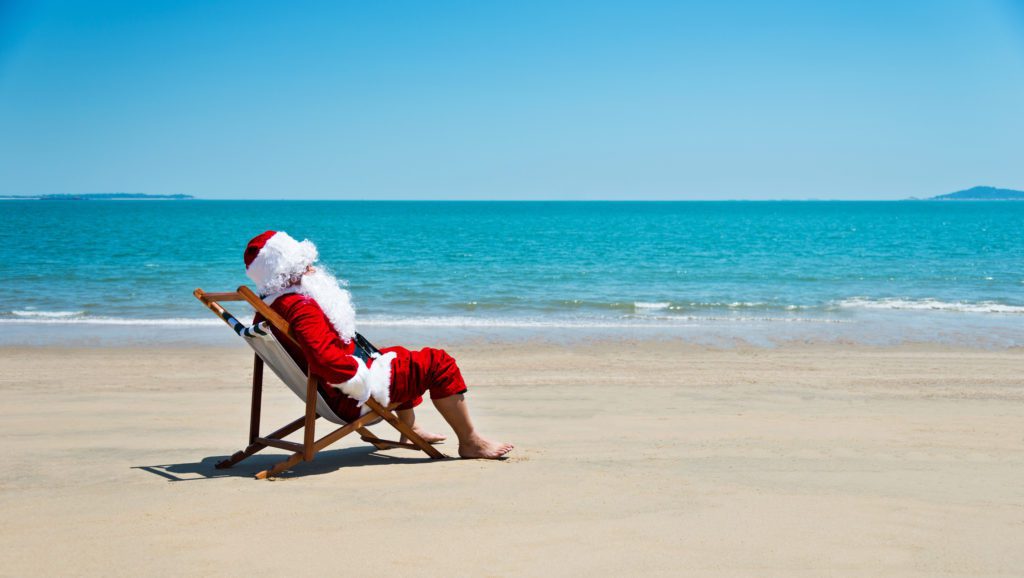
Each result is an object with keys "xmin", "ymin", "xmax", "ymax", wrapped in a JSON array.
[{"xmin": 352, "ymin": 332, "xmax": 380, "ymax": 362}]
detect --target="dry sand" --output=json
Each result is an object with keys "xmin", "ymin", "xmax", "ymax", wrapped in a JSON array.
[{"xmin": 1, "ymin": 341, "xmax": 1022, "ymax": 577}]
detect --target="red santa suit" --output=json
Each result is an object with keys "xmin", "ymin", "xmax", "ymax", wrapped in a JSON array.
[{"xmin": 244, "ymin": 230, "xmax": 467, "ymax": 423}]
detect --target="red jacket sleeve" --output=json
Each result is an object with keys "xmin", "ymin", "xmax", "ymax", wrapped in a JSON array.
[{"xmin": 280, "ymin": 296, "xmax": 361, "ymax": 384}]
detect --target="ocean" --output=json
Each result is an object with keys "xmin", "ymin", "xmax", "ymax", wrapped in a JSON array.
[{"xmin": 2, "ymin": 200, "xmax": 1022, "ymax": 346}]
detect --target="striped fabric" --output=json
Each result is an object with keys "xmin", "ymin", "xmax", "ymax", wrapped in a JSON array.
[{"xmin": 217, "ymin": 309, "xmax": 271, "ymax": 338}]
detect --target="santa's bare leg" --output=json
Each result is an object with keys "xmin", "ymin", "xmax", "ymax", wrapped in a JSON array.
[
  {"xmin": 431, "ymin": 393, "xmax": 514, "ymax": 459},
  {"xmin": 396, "ymin": 408, "xmax": 447, "ymax": 444}
]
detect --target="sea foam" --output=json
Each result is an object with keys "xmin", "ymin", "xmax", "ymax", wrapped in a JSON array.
[
  {"xmin": 835, "ymin": 298, "xmax": 1024, "ymax": 314},
  {"xmin": 0, "ymin": 315, "xmax": 222, "ymax": 326},
  {"xmin": 11, "ymin": 310, "xmax": 84, "ymax": 318}
]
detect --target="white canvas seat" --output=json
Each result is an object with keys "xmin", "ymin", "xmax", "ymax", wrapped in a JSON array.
[{"xmin": 240, "ymin": 321, "xmax": 350, "ymax": 425}]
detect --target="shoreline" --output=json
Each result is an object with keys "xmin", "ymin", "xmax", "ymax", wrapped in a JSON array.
[
  {"xmin": 4, "ymin": 317, "xmax": 1023, "ymax": 349},
  {"xmin": 4, "ymin": 338, "xmax": 1024, "ymax": 353}
]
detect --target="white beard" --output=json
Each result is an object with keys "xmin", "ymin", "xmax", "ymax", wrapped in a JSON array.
[{"xmin": 295, "ymin": 269, "xmax": 357, "ymax": 342}]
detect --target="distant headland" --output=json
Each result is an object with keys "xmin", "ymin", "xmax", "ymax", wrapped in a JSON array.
[
  {"xmin": 927, "ymin": 186, "xmax": 1024, "ymax": 201},
  {"xmin": 1, "ymin": 189, "xmax": 1022, "ymax": 201},
  {"xmin": 0, "ymin": 193, "xmax": 194, "ymax": 201}
]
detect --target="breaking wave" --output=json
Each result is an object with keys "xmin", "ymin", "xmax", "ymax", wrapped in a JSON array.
[
  {"xmin": 11, "ymin": 310, "xmax": 84, "ymax": 318},
  {"xmin": 834, "ymin": 298, "xmax": 1024, "ymax": 314},
  {"xmin": 3, "ymin": 296, "xmax": 1021, "ymax": 331},
  {"xmin": 0, "ymin": 313, "xmax": 843, "ymax": 328},
  {"xmin": 633, "ymin": 302, "xmax": 671, "ymax": 310},
  {"xmin": 0, "ymin": 314, "xmax": 221, "ymax": 326},
  {"xmin": 358, "ymin": 315, "xmax": 846, "ymax": 327}
]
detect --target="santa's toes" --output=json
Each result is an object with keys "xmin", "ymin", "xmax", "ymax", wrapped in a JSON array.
[
  {"xmin": 401, "ymin": 431, "xmax": 448, "ymax": 445},
  {"xmin": 459, "ymin": 440, "xmax": 514, "ymax": 460},
  {"xmin": 415, "ymin": 430, "xmax": 448, "ymax": 444}
]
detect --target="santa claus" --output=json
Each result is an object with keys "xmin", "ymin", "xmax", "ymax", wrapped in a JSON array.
[{"xmin": 244, "ymin": 230, "xmax": 513, "ymax": 459}]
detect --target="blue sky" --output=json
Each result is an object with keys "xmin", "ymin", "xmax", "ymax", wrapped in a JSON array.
[{"xmin": 1, "ymin": 0, "xmax": 1022, "ymax": 200}]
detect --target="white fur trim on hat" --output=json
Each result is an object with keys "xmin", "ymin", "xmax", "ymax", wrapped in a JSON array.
[
  {"xmin": 329, "ymin": 352, "xmax": 395, "ymax": 412},
  {"xmin": 246, "ymin": 232, "xmax": 319, "ymax": 294}
]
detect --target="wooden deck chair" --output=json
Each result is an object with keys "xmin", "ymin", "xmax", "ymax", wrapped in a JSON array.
[{"xmin": 194, "ymin": 286, "xmax": 444, "ymax": 479}]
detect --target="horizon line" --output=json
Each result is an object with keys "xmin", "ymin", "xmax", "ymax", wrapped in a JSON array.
[{"xmin": 0, "ymin": 195, "xmax": 949, "ymax": 202}]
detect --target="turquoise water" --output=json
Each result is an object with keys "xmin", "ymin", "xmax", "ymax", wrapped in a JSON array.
[{"xmin": 2, "ymin": 200, "xmax": 1022, "ymax": 345}]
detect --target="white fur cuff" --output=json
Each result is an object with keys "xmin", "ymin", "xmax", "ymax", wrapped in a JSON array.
[{"xmin": 329, "ymin": 352, "xmax": 395, "ymax": 411}]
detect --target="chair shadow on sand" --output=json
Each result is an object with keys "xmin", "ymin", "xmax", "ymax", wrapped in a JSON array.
[{"xmin": 134, "ymin": 446, "xmax": 446, "ymax": 482}]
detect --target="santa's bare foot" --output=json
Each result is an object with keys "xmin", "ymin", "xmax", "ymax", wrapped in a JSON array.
[
  {"xmin": 458, "ymin": 434, "xmax": 514, "ymax": 459},
  {"xmin": 401, "ymin": 426, "xmax": 447, "ymax": 445}
]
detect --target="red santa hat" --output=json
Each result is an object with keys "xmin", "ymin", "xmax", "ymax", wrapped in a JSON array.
[{"xmin": 243, "ymin": 230, "xmax": 319, "ymax": 294}]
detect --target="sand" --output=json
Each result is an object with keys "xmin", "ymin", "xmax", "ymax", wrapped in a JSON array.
[{"xmin": 1, "ymin": 341, "xmax": 1022, "ymax": 577}]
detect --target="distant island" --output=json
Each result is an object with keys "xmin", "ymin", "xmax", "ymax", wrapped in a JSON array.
[
  {"xmin": 0, "ymin": 193, "xmax": 194, "ymax": 201},
  {"xmin": 928, "ymin": 186, "xmax": 1024, "ymax": 201}
]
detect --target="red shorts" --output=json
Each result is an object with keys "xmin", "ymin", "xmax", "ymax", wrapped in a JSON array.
[
  {"xmin": 383, "ymin": 346, "xmax": 468, "ymax": 411},
  {"xmin": 325, "ymin": 346, "xmax": 468, "ymax": 422}
]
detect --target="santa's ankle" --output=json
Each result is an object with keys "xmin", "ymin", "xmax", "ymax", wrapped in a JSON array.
[{"xmin": 460, "ymin": 432, "xmax": 485, "ymax": 445}]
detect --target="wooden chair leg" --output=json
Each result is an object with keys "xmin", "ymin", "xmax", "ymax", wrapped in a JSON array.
[
  {"xmin": 364, "ymin": 399, "xmax": 445, "ymax": 459},
  {"xmin": 216, "ymin": 415, "xmax": 306, "ymax": 469},
  {"xmin": 356, "ymin": 427, "xmax": 391, "ymax": 451},
  {"xmin": 255, "ymin": 408, "xmax": 386, "ymax": 479},
  {"xmin": 359, "ymin": 437, "xmax": 424, "ymax": 450},
  {"xmin": 303, "ymin": 375, "xmax": 318, "ymax": 461},
  {"xmin": 256, "ymin": 452, "xmax": 304, "ymax": 480},
  {"xmin": 248, "ymin": 355, "xmax": 264, "ymax": 445},
  {"xmin": 357, "ymin": 427, "xmax": 423, "ymax": 450}
]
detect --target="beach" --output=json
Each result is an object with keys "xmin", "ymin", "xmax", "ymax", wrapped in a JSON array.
[
  {"xmin": 6, "ymin": 0, "xmax": 1024, "ymax": 574},
  {"xmin": 2, "ymin": 340, "xmax": 1022, "ymax": 577}
]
